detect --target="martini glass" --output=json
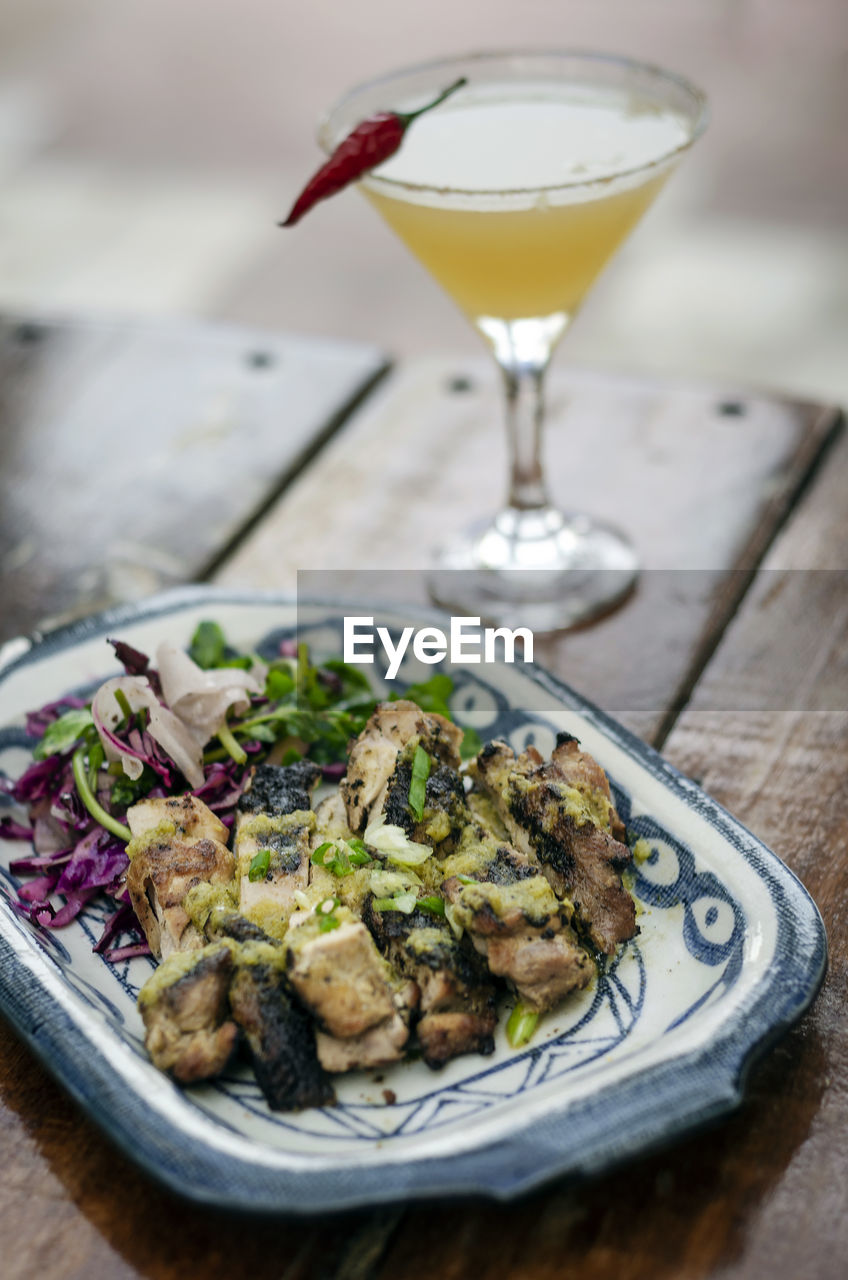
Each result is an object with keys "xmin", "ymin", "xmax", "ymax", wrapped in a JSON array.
[{"xmin": 320, "ymin": 53, "xmax": 707, "ymax": 630}]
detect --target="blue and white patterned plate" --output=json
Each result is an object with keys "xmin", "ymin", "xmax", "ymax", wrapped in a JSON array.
[{"xmin": 0, "ymin": 589, "xmax": 827, "ymax": 1211}]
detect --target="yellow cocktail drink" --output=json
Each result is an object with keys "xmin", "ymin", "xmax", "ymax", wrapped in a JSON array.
[
  {"xmin": 320, "ymin": 55, "xmax": 706, "ymax": 629},
  {"xmin": 363, "ymin": 91, "xmax": 690, "ymax": 325}
]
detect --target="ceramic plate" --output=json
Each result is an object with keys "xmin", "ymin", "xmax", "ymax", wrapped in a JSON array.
[{"xmin": 0, "ymin": 588, "xmax": 827, "ymax": 1211}]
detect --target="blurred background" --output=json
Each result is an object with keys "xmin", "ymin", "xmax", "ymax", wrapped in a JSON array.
[{"xmin": 0, "ymin": 0, "xmax": 846, "ymax": 403}]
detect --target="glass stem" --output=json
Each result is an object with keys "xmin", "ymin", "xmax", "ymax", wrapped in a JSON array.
[
  {"xmin": 502, "ymin": 362, "xmax": 549, "ymax": 510},
  {"xmin": 478, "ymin": 313, "xmax": 567, "ymax": 513}
]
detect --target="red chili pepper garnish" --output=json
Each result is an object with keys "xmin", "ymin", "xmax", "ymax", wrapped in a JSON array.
[{"xmin": 281, "ymin": 76, "xmax": 467, "ymax": 228}]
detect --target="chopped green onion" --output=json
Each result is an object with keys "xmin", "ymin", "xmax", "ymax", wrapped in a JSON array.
[
  {"xmin": 216, "ymin": 720, "xmax": 247, "ymax": 765},
  {"xmin": 363, "ymin": 816, "xmax": 432, "ymax": 867},
  {"xmin": 311, "ymin": 841, "xmax": 355, "ymax": 877},
  {"xmin": 456, "ymin": 873, "xmax": 477, "ymax": 885},
  {"xmin": 506, "ymin": 1001, "xmax": 539, "ymax": 1049},
  {"xmin": 331, "ymin": 847, "xmax": 351, "ymax": 877},
  {"xmin": 371, "ymin": 891, "xmax": 417, "ymax": 915},
  {"xmin": 408, "ymin": 744, "xmax": 431, "ymax": 821},
  {"xmin": 347, "ymin": 847, "xmax": 373, "ymax": 867},
  {"xmin": 71, "ymin": 748, "xmax": 131, "ymax": 842},
  {"xmin": 418, "ymin": 895, "xmax": 446, "ymax": 918},
  {"xmin": 317, "ymin": 895, "xmax": 341, "ymax": 932},
  {"xmin": 113, "ymin": 688, "xmax": 133, "ymax": 724},
  {"xmin": 248, "ymin": 848, "xmax": 271, "ymax": 881},
  {"xmin": 347, "ymin": 837, "xmax": 368, "ymax": 857}
]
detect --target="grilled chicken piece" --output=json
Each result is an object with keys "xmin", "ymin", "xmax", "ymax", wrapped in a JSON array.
[
  {"xmin": 286, "ymin": 906, "xmax": 414, "ymax": 1072},
  {"xmin": 126, "ymin": 831, "xmax": 235, "ymax": 961},
  {"xmin": 138, "ymin": 943, "xmax": 238, "ymax": 1082},
  {"xmin": 341, "ymin": 700, "xmax": 464, "ymax": 833},
  {"xmin": 471, "ymin": 738, "xmax": 636, "ymax": 956},
  {"xmin": 364, "ymin": 899, "xmax": 497, "ymax": 1066},
  {"xmin": 232, "ymin": 760, "xmax": 323, "ymax": 937},
  {"xmin": 440, "ymin": 827, "xmax": 591, "ymax": 1011},
  {"xmin": 126, "ymin": 794, "xmax": 229, "ymax": 845},
  {"xmin": 227, "ymin": 938, "xmax": 334, "ymax": 1110},
  {"xmin": 314, "ymin": 1003, "xmax": 413, "ymax": 1073},
  {"xmin": 235, "ymin": 811, "xmax": 315, "ymax": 936},
  {"xmin": 285, "ymin": 908, "xmax": 397, "ymax": 1038}
]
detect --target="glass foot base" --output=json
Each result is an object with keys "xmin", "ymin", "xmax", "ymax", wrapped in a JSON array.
[{"xmin": 428, "ymin": 506, "xmax": 638, "ymax": 632}]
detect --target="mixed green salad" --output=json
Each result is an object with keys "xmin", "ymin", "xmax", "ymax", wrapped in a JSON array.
[{"xmin": 1, "ymin": 621, "xmax": 478, "ymax": 962}]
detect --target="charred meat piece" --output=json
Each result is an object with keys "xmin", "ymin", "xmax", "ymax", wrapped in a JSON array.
[
  {"xmin": 440, "ymin": 827, "xmax": 592, "ymax": 1011},
  {"xmin": 126, "ymin": 833, "xmax": 235, "ymax": 960},
  {"xmin": 549, "ymin": 734, "xmax": 626, "ymax": 841},
  {"xmin": 471, "ymin": 739, "xmax": 636, "ymax": 956},
  {"xmin": 341, "ymin": 700, "xmax": 463, "ymax": 833},
  {"xmin": 204, "ymin": 906, "xmax": 274, "ymax": 946},
  {"xmin": 382, "ymin": 750, "xmax": 470, "ymax": 854},
  {"xmin": 238, "ymin": 760, "xmax": 322, "ymax": 818},
  {"xmin": 138, "ymin": 943, "xmax": 238, "ymax": 1082},
  {"xmin": 364, "ymin": 899, "xmax": 497, "ymax": 1067},
  {"xmin": 200, "ymin": 907, "xmax": 335, "ymax": 1109},
  {"xmin": 228, "ymin": 939, "xmax": 334, "ymax": 1110},
  {"xmin": 232, "ymin": 760, "xmax": 323, "ymax": 937}
]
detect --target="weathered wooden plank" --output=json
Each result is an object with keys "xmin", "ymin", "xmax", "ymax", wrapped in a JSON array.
[
  {"xmin": 216, "ymin": 357, "xmax": 840, "ymax": 740},
  {"xmin": 0, "ymin": 314, "xmax": 386, "ymax": 644},
  {"xmin": 0, "ymin": 349, "xmax": 840, "ymax": 1280},
  {"xmin": 372, "ymin": 434, "xmax": 848, "ymax": 1280}
]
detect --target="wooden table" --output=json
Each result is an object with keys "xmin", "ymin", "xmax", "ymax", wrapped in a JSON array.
[{"xmin": 0, "ymin": 314, "xmax": 845, "ymax": 1280}]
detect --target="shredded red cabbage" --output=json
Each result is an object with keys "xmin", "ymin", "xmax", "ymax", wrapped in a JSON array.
[
  {"xmin": 108, "ymin": 638, "xmax": 150, "ymax": 676},
  {"xmin": 0, "ymin": 817, "xmax": 33, "ymax": 840},
  {"xmin": 12, "ymin": 755, "xmax": 66, "ymax": 804},
  {"xmin": 104, "ymin": 942, "xmax": 151, "ymax": 963}
]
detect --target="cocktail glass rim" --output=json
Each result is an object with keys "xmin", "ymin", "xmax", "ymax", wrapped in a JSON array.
[{"xmin": 317, "ymin": 49, "xmax": 709, "ymax": 200}]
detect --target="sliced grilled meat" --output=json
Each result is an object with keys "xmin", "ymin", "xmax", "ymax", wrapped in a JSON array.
[
  {"xmin": 233, "ymin": 760, "xmax": 323, "ymax": 936},
  {"xmin": 549, "ymin": 734, "xmax": 627, "ymax": 841},
  {"xmin": 227, "ymin": 939, "xmax": 334, "ymax": 1110},
  {"xmin": 138, "ymin": 943, "xmax": 238, "ymax": 1082},
  {"xmin": 126, "ymin": 831, "xmax": 235, "ymax": 960},
  {"xmin": 440, "ymin": 826, "xmax": 592, "ymax": 1011},
  {"xmin": 471, "ymin": 739, "xmax": 636, "ymax": 956},
  {"xmin": 126, "ymin": 794, "xmax": 229, "ymax": 845},
  {"xmin": 364, "ymin": 899, "xmax": 497, "ymax": 1066},
  {"xmin": 285, "ymin": 907, "xmax": 397, "ymax": 1038},
  {"xmin": 235, "ymin": 810, "xmax": 315, "ymax": 935},
  {"xmin": 341, "ymin": 700, "xmax": 463, "ymax": 833}
]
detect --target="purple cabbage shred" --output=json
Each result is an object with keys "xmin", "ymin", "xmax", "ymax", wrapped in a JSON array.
[{"xmin": 107, "ymin": 638, "xmax": 150, "ymax": 676}]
